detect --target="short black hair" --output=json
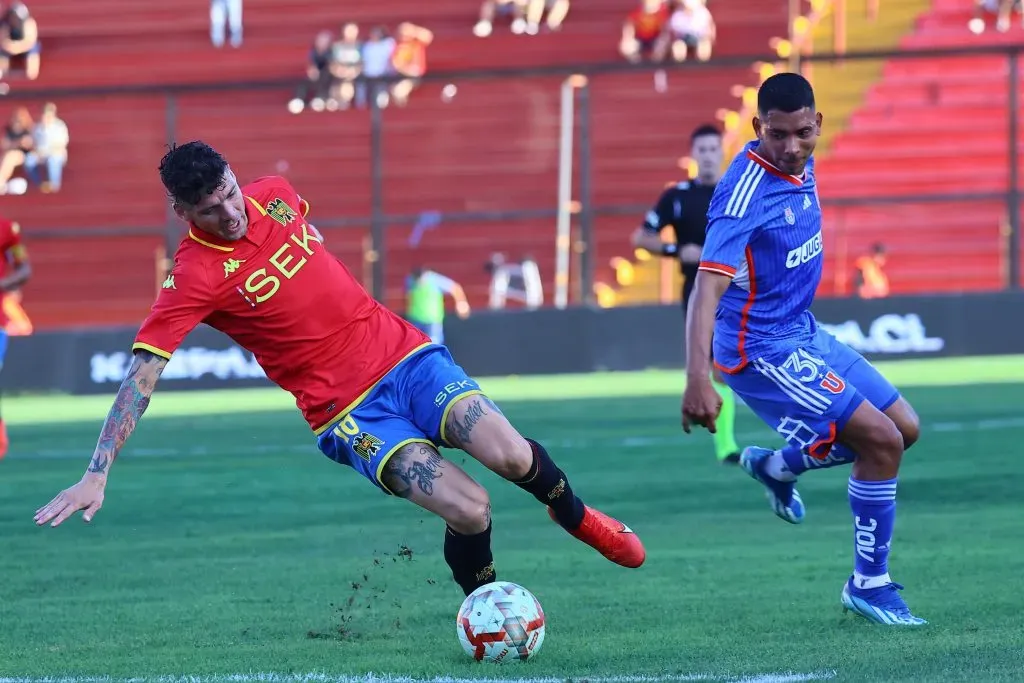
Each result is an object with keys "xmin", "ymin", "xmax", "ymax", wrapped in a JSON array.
[
  {"xmin": 159, "ymin": 141, "xmax": 229, "ymax": 207},
  {"xmin": 757, "ymin": 72, "xmax": 815, "ymax": 116},
  {"xmin": 690, "ymin": 123, "xmax": 722, "ymax": 143},
  {"xmin": 688, "ymin": 123, "xmax": 720, "ymax": 143}
]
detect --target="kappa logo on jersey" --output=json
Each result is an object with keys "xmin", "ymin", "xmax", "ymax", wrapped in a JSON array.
[
  {"xmin": 352, "ymin": 432, "xmax": 385, "ymax": 462},
  {"xmin": 162, "ymin": 274, "xmax": 176, "ymax": 289},
  {"xmin": 784, "ymin": 206, "xmax": 796, "ymax": 225},
  {"xmin": 223, "ymin": 258, "xmax": 246, "ymax": 278},
  {"xmin": 266, "ymin": 198, "xmax": 298, "ymax": 226},
  {"xmin": 785, "ymin": 229, "xmax": 823, "ymax": 269},
  {"xmin": 803, "ymin": 195, "xmax": 812, "ymax": 210}
]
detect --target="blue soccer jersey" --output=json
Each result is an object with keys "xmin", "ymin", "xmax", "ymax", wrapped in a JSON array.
[{"xmin": 699, "ymin": 140, "xmax": 824, "ymax": 373}]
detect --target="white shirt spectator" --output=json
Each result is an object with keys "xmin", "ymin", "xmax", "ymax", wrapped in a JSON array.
[
  {"xmin": 670, "ymin": 2, "xmax": 713, "ymax": 39},
  {"xmin": 33, "ymin": 115, "xmax": 68, "ymax": 160}
]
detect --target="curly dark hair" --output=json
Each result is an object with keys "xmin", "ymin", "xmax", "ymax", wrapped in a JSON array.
[{"xmin": 158, "ymin": 141, "xmax": 229, "ymax": 207}]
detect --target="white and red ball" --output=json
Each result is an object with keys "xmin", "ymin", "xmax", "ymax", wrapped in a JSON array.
[{"xmin": 456, "ymin": 581, "xmax": 545, "ymax": 663}]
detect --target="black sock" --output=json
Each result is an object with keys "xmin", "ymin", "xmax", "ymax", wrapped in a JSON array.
[
  {"xmin": 443, "ymin": 523, "xmax": 496, "ymax": 596},
  {"xmin": 515, "ymin": 438, "xmax": 586, "ymax": 529}
]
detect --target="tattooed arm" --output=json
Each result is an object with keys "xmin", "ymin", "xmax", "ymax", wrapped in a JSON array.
[
  {"xmin": 86, "ymin": 350, "xmax": 168, "ymax": 476},
  {"xmin": 34, "ymin": 350, "xmax": 168, "ymax": 527}
]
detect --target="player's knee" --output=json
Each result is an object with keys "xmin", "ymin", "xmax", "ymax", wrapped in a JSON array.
[
  {"xmin": 489, "ymin": 435, "xmax": 533, "ymax": 481},
  {"xmin": 863, "ymin": 417, "xmax": 904, "ymax": 469},
  {"xmin": 899, "ymin": 413, "xmax": 921, "ymax": 451},
  {"xmin": 446, "ymin": 483, "xmax": 491, "ymax": 535}
]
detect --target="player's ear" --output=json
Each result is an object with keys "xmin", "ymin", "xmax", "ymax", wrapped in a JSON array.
[
  {"xmin": 815, "ymin": 111, "xmax": 823, "ymax": 135},
  {"xmin": 171, "ymin": 201, "xmax": 190, "ymax": 223},
  {"xmin": 752, "ymin": 116, "xmax": 763, "ymax": 140}
]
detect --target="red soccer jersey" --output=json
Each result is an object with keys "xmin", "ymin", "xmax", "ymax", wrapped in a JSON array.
[
  {"xmin": 0, "ymin": 219, "xmax": 27, "ymax": 327},
  {"xmin": 629, "ymin": 4, "xmax": 669, "ymax": 42},
  {"xmin": 133, "ymin": 176, "xmax": 430, "ymax": 433}
]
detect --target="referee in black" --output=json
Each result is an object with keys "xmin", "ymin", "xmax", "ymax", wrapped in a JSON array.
[{"xmin": 631, "ymin": 123, "xmax": 740, "ymax": 464}]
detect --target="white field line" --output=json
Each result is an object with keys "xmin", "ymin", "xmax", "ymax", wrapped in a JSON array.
[
  {"xmin": 0, "ymin": 670, "xmax": 839, "ymax": 683},
  {"xmin": 15, "ymin": 415, "xmax": 1024, "ymax": 462}
]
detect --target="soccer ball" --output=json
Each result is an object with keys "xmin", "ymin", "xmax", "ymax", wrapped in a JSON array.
[{"xmin": 456, "ymin": 581, "xmax": 545, "ymax": 663}]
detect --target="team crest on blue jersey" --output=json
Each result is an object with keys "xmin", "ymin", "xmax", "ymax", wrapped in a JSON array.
[
  {"xmin": 352, "ymin": 432, "xmax": 385, "ymax": 462},
  {"xmin": 784, "ymin": 206, "xmax": 796, "ymax": 225}
]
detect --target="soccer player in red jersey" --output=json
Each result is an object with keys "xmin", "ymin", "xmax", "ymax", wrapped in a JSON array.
[
  {"xmin": 34, "ymin": 141, "xmax": 645, "ymax": 593},
  {"xmin": 0, "ymin": 216, "xmax": 31, "ymax": 459}
]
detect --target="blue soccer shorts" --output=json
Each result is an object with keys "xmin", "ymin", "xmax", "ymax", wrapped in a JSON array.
[
  {"xmin": 315, "ymin": 344, "xmax": 482, "ymax": 495},
  {"xmin": 722, "ymin": 327, "xmax": 900, "ymax": 458}
]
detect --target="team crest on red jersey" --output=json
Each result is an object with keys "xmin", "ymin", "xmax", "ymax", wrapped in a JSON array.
[{"xmin": 266, "ymin": 198, "xmax": 298, "ymax": 226}]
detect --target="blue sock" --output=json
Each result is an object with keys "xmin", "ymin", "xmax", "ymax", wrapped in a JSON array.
[
  {"xmin": 778, "ymin": 443, "xmax": 857, "ymax": 476},
  {"xmin": 847, "ymin": 477, "xmax": 898, "ymax": 589}
]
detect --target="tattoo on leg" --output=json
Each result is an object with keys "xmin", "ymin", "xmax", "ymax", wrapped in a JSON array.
[
  {"xmin": 448, "ymin": 397, "xmax": 489, "ymax": 446},
  {"xmin": 383, "ymin": 445, "xmax": 445, "ymax": 498}
]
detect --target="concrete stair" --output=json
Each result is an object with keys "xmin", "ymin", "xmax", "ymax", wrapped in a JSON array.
[{"xmin": 810, "ymin": 0, "xmax": 936, "ymax": 156}]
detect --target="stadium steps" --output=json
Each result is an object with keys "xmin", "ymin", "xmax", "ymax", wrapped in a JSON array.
[
  {"xmin": 809, "ymin": 0, "xmax": 933, "ymax": 156},
  {"xmin": 813, "ymin": 0, "xmax": 1023, "ymax": 295},
  {"xmin": 0, "ymin": 0, "xmax": 787, "ymax": 328},
  {"xmin": 602, "ymin": 3, "xmax": 795, "ymax": 309}
]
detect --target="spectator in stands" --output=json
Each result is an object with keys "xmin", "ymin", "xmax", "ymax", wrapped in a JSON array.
[
  {"xmin": 854, "ymin": 243, "xmax": 890, "ymax": 299},
  {"xmin": 23, "ymin": 102, "xmax": 68, "ymax": 193},
  {"xmin": 362, "ymin": 26, "xmax": 396, "ymax": 109},
  {"xmin": 390, "ymin": 23, "xmax": 433, "ymax": 108},
  {"xmin": 288, "ymin": 30, "xmax": 336, "ymax": 114},
  {"xmin": 210, "ymin": 0, "xmax": 242, "ymax": 48},
  {"xmin": 0, "ymin": 107, "xmax": 33, "ymax": 193},
  {"xmin": 475, "ymin": 0, "xmax": 529, "ymax": 36},
  {"xmin": 969, "ymin": 0, "xmax": 1020, "ymax": 33},
  {"xmin": 0, "ymin": 2, "xmax": 40, "ymax": 82},
  {"xmin": 525, "ymin": 0, "xmax": 570, "ymax": 35},
  {"xmin": 487, "ymin": 252, "xmax": 543, "ymax": 309},
  {"xmin": 668, "ymin": 0, "xmax": 715, "ymax": 62},
  {"xmin": 331, "ymin": 23, "xmax": 365, "ymax": 110},
  {"xmin": 405, "ymin": 267, "xmax": 471, "ymax": 345},
  {"xmin": 620, "ymin": 0, "xmax": 671, "ymax": 65}
]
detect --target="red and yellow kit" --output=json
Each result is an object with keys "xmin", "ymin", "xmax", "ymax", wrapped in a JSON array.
[{"xmin": 134, "ymin": 176, "xmax": 429, "ymax": 433}]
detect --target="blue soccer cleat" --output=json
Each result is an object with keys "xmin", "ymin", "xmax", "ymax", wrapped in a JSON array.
[
  {"xmin": 739, "ymin": 446, "xmax": 805, "ymax": 524},
  {"xmin": 841, "ymin": 577, "xmax": 928, "ymax": 626}
]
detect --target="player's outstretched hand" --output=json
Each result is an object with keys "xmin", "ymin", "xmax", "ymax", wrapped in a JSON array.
[
  {"xmin": 34, "ymin": 474, "xmax": 106, "ymax": 528},
  {"xmin": 681, "ymin": 377, "xmax": 723, "ymax": 435}
]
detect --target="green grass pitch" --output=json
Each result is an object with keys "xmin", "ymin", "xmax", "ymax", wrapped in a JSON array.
[{"xmin": 1, "ymin": 355, "xmax": 1023, "ymax": 682}]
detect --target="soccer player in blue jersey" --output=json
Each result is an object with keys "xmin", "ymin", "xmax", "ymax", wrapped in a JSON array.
[{"xmin": 680, "ymin": 72, "xmax": 927, "ymax": 626}]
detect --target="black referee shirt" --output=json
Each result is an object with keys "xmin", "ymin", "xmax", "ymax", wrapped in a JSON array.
[{"xmin": 640, "ymin": 178, "xmax": 716, "ymax": 305}]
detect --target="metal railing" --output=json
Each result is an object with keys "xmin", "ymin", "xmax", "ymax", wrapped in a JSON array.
[{"xmin": 6, "ymin": 41, "xmax": 1023, "ymax": 324}]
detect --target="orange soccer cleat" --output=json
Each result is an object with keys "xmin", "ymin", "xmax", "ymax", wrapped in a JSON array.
[
  {"xmin": 549, "ymin": 505, "xmax": 646, "ymax": 568},
  {"xmin": 0, "ymin": 419, "xmax": 8, "ymax": 460}
]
